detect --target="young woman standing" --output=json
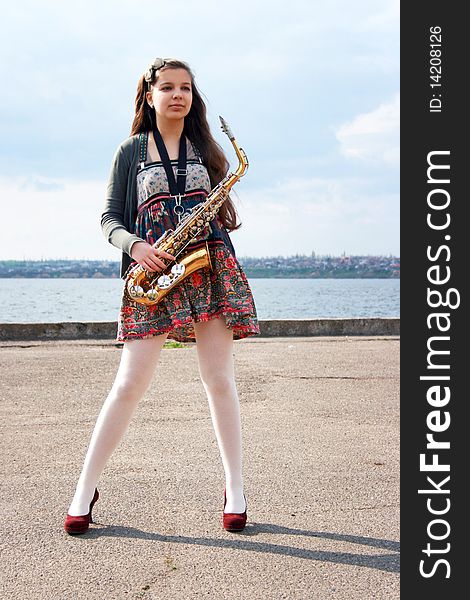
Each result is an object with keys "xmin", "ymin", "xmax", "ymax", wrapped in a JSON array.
[{"xmin": 64, "ymin": 58, "xmax": 260, "ymax": 535}]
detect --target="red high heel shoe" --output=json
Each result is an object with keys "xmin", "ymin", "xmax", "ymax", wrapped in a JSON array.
[
  {"xmin": 222, "ymin": 488, "xmax": 247, "ymax": 532},
  {"xmin": 64, "ymin": 488, "xmax": 99, "ymax": 535}
]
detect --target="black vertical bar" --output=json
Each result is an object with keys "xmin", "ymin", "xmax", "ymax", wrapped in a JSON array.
[{"xmin": 401, "ymin": 2, "xmax": 465, "ymax": 596}]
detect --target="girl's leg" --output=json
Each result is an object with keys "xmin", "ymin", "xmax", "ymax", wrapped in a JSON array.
[
  {"xmin": 193, "ymin": 316, "xmax": 246, "ymax": 513},
  {"xmin": 67, "ymin": 333, "xmax": 168, "ymax": 516}
]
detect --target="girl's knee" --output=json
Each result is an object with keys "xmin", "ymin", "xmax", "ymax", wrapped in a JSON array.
[
  {"xmin": 111, "ymin": 376, "xmax": 150, "ymax": 401},
  {"xmin": 199, "ymin": 372, "xmax": 235, "ymax": 396}
]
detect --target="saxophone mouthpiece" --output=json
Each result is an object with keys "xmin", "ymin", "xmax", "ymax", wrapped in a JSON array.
[{"xmin": 219, "ymin": 115, "xmax": 235, "ymax": 140}]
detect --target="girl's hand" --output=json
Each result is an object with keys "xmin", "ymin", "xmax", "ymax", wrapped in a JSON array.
[{"xmin": 130, "ymin": 241, "xmax": 176, "ymax": 273}]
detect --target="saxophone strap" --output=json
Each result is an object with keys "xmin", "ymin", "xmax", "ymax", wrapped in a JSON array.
[
  {"xmin": 152, "ymin": 127, "xmax": 188, "ymax": 223},
  {"xmin": 152, "ymin": 127, "xmax": 187, "ymax": 195}
]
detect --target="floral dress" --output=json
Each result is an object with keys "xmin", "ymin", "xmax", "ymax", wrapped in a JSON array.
[{"xmin": 116, "ymin": 133, "xmax": 260, "ymax": 343}]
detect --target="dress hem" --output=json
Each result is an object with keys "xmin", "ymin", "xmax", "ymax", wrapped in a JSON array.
[{"xmin": 116, "ymin": 306, "xmax": 260, "ymax": 343}]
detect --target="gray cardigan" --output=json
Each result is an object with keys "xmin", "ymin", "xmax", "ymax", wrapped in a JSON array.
[{"xmin": 101, "ymin": 134, "xmax": 145, "ymax": 279}]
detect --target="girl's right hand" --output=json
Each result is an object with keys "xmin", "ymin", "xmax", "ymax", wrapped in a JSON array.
[{"xmin": 130, "ymin": 241, "xmax": 176, "ymax": 273}]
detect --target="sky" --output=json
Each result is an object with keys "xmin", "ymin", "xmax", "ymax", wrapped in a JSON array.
[{"xmin": 0, "ymin": 0, "xmax": 399, "ymax": 261}]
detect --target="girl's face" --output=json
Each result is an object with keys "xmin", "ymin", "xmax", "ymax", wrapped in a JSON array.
[{"xmin": 146, "ymin": 68, "xmax": 193, "ymax": 122}]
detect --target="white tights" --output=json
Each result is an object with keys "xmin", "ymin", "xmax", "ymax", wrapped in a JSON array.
[{"xmin": 67, "ymin": 316, "xmax": 246, "ymax": 516}]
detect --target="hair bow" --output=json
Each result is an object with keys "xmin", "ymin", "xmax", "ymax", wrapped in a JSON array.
[{"xmin": 144, "ymin": 58, "xmax": 167, "ymax": 84}]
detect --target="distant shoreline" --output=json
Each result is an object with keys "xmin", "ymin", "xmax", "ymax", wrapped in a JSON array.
[
  {"xmin": 0, "ymin": 274, "xmax": 400, "ymax": 279},
  {"xmin": 0, "ymin": 255, "xmax": 400, "ymax": 279}
]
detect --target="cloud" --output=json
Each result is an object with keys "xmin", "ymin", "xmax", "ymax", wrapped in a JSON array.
[
  {"xmin": 232, "ymin": 175, "xmax": 399, "ymax": 257},
  {"xmin": 335, "ymin": 93, "xmax": 400, "ymax": 165},
  {"xmin": 0, "ymin": 0, "xmax": 399, "ymax": 257},
  {"xmin": 0, "ymin": 170, "xmax": 399, "ymax": 260},
  {"xmin": 0, "ymin": 175, "xmax": 106, "ymax": 261},
  {"xmin": 20, "ymin": 177, "xmax": 65, "ymax": 192}
]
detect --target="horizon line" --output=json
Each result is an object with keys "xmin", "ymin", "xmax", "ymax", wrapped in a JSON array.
[{"xmin": 1, "ymin": 253, "xmax": 401, "ymax": 261}]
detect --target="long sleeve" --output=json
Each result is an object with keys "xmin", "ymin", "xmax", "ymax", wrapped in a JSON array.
[{"xmin": 101, "ymin": 142, "xmax": 143, "ymax": 257}]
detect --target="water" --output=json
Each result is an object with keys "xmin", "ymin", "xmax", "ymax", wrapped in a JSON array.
[{"xmin": 0, "ymin": 278, "xmax": 399, "ymax": 323}]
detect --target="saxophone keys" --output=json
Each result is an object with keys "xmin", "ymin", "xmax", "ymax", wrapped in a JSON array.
[
  {"xmin": 171, "ymin": 262, "xmax": 186, "ymax": 277},
  {"xmin": 146, "ymin": 288, "xmax": 159, "ymax": 301},
  {"xmin": 157, "ymin": 274, "xmax": 172, "ymax": 289},
  {"xmin": 129, "ymin": 285, "xmax": 144, "ymax": 298}
]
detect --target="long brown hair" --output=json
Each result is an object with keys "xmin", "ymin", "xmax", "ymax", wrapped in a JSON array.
[{"xmin": 130, "ymin": 59, "xmax": 241, "ymax": 232}]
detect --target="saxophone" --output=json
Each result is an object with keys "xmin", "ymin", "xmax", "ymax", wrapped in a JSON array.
[{"xmin": 125, "ymin": 116, "xmax": 248, "ymax": 306}]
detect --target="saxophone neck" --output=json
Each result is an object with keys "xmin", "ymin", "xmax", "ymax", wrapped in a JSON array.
[
  {"xmin": 219, "ymin": 115, "xmax": 249, "ymax": 181},
  {"xmin": 233, "ymin": 144, "xmax": 249, "ymax": 178}
]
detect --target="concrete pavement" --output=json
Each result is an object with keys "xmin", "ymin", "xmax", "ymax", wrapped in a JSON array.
[{"xmin": 0, "ymin": 335, "xmax": 399, "ymax": 599}]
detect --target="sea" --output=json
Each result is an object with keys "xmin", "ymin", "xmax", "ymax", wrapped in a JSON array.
[{"xmin": 0, "ymin": 278, "xmax": 399, "ymax": 323}]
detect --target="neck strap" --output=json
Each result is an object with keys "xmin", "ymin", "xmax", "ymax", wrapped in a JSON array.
[{"xmin": 152, "ymin": 127, "xmax": 187, "ymax": 196}]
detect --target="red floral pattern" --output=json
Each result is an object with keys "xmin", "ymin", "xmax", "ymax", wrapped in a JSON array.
[{"xmin": 116, "ymin": 242, "xmax": 260, "ymax": 343}]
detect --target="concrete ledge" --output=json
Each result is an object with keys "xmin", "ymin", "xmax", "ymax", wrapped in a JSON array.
[
  {"xmin": 0, "ymin": 318, "xmax": 399, "ymax": 341},
  {"xmin": 0, "ymin": 321, "xmax": 117, "ymax": 341},
  {"xmin": 259, "ymin": 317, "xmax": 399, "ymax": 337}
]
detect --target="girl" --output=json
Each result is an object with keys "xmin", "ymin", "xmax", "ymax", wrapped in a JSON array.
[{"xmin": 64, "ymin": 58, "xmax": 260, "ymax": 535}]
